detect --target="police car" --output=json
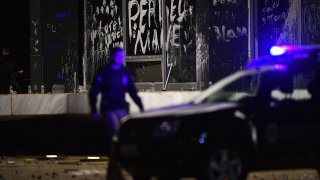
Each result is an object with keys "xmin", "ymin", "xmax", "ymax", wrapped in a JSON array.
[{"xmin": 116, "ymin": 45, "xmax": 320, "ymax": 179}]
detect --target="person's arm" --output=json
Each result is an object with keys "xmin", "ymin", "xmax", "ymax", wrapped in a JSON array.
[
  {"xmin": 126, "ymin": 71, "xmax": 144, "ymax": 112},
  {"xmin": 89, "ymin": 71, "xmax": 104, "ymax": 120}
]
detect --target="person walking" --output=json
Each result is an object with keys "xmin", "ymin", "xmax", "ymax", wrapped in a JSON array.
[
  {"xmin": 89, "ymin": 47, "xmax": 144, "ymax": 180},
  {"xmin": 0, "ymin": 47, "xmax": 23, "ymax": 93}
]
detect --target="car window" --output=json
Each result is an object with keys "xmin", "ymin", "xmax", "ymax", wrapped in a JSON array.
[
  {"xmin": 259, "ymin": 71, "xmax": 316, "ymax": 101},
  {"xmin": 193, "ymin": 62, "xmax": 320, "ymax": 104},
  {"xmin": 200, "ymin": 72, "xmax": 261, "ymax": 103},
  {"xmin": 194, "ymin": 69, "xmax": 319, "ymax": 105}
]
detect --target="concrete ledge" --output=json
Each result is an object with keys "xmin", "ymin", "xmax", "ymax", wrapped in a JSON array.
[
  {"xmin": 12, "ymin": 94, "xmax": 68, "ymax": 115},
  {"xmin": 0, "ymin": 91, "xmax": 201, "ymax": 116},
  {"xmin": 67, "ymin": 93, "xmax": 91, "ymax": 114},
  {"xmin": 128, "ymin": 92, "xmax": 200, "ymax": 112},
  {"xmin": 0, "ymin": 95, "xmax": 11, "ymax": 116}
]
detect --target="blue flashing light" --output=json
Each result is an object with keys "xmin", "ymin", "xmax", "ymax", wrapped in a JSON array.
[
  {"xmin": 270, "ymin": 45, "xmax": 304, "ymax": 56},
  {"xmin": 246, "ymin": 45, "xmax": 320, "ymax": 70},
  {"xmin": 56, "ymin": 12, "xmax": 66, "ymax": 18},
  {"xmin": 270, "ymin": 46, "xmax": 286, "ymax": 56},
  {"xmin": 56, "ymin": 12, "xmax": 71, "ymax": 18}
]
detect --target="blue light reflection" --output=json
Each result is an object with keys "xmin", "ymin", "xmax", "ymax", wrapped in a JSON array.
[{"xmin": 198, "ymin": 132, "xmax": 207, "ymax": 144}]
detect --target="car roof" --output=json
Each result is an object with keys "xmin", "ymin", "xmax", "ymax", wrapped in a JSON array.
[
  {"xmin": 246, "ymin": 45, "xmax": 320, "ymax": 71},
  {"xmin": 193, "ymin": 45, "xmax": 320, "ymax": 104}
]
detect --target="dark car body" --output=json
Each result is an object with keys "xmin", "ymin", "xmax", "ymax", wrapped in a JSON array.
[{"xmin": 116, "ymin": 45, "xmax": 320, "ymax": 179}]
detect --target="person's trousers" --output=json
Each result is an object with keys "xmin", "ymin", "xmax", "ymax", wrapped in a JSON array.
[{"xmin": 103, "ymin": 109, "xmax": 128, "ymax": 180}]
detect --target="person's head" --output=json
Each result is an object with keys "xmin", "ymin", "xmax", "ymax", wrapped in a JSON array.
[
  {"xmin": 2, "ymin": 47, "xmax": 11, "ymax": 56},
  {"xmin": 109, "ymin": 47, "xmax": 125, "ymax": 67}
]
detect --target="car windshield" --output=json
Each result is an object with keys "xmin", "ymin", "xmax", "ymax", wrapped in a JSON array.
[{"xmin": 192, "ymin": 69, "xmax": 266, "ymax": 104}]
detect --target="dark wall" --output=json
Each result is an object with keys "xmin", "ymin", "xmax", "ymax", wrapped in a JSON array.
[
  {"xmin": 208, "ymin": 0, "xmax": 249, "ymax": 83},
  {"xmin": 41, "ymin": 0, "xmax": 79, "ymax": 92},
  {"xmin": 27, "ymin": 0, "xmax": 320, "ymax": 90},
  {"xmin": 0, "ymin": 1, "xmax": 30, "ymax": 92},
  {"xmin": 29, "ymin": 0, "xmax": 80, "ymax": 93}
]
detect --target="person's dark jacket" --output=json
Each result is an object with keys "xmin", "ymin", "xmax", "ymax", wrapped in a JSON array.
[
  {"xmin": 0, "ymin": 56, "xmax": 17, "ymax": 93},
  {"xmin": 89, "ymin": 65, "xmax": 144, "ymax": 114}
]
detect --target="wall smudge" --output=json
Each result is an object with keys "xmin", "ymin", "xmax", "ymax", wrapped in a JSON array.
[
  {"xmin": 302, "ymin": 0, "xmax": 320, "ymax": 44},
  {"xmin": 31, "ymin": 20, "xmax": 40, "ymax": 55},
  {"xmin": 276, "ymin": 0, "xmax": 300, "ymax": 45}
]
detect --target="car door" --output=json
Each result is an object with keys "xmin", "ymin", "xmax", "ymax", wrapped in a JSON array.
[
  {"xmin": 254, "ymin": 69, "xmax": 320, "ymax": 168},
  {"xmin": 252, "ymin": 71, "xmax": 306, "ymax": 167}
]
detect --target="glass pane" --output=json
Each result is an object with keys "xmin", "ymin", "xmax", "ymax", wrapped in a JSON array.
[
  {"xmin": 166, "ymin": 0, "xmax": 196, "ymax": 83},
  {"xmin": 126, "ymin": 61, "xmax": 162, "ymax": 82}
]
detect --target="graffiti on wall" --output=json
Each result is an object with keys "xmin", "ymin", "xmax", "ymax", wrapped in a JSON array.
[
  {"xmin": 126, "ymin": 0, "xmax": 196, "ymax": 82},
  {"xmin": 258, "ymin": 0, "xmax": 291, "ymax": 55},
  {"xmin": 127, "ymin": 0, "xmax": 162, "ymax": 55},
  {"xmin": 258, "ymin": 0, "xmax": 320, "ymax": 52},
  {"xmin": 86, "ymin": 0, "xmax": 123, "ymax": 83},
  {"xmin": 85, "ymin": 0, "xmax": 196, "ymax": 83},
  {"xmin": 127, "ymin": 0, "xmax": 196, "ymax": 56},
  {"xmin": 166, "ymin": 0, "xmax": 196, "ymax": 82},
  {"xmin": 127, "ymin": 0, "xmax": 196, "ymax": 57}
]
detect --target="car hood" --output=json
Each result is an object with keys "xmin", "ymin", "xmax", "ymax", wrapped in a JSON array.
[{"xmin": 123, "ymin": 102, "xmax": 238, "ymax": 121}]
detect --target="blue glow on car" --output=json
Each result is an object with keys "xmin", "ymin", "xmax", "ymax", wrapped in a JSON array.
[
  {"xmin": 198, "ymin": 132, "xmax": 207, "ymax": 144},
  {"xmin": 159, "ymin": 121, "xmax": 172, "ymax": 132},
  {"xmin": 273, "ymin": 64, "xmax": 287, "ymax": 71}
]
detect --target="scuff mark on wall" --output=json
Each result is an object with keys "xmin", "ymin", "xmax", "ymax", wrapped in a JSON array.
[
  {"xmin": 196, "ymin": 32, "xmax": 209, "ymax": 88},
  {"xmin": 195, "ymin": 2, "xmax": 210, "ymax": 89},
  {"xmin": 277, "ymin": 0, "xmax": 300, "ymax": 45},
  {"xmin": 302, "ymin": 0, "xmax": 320, "ymax": 44},
  {"xmin": 31, "ymin": 20, "xmax": 40, "ymax": 55}
]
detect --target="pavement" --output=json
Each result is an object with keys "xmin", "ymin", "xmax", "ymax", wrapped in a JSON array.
[
  {"xmin": 0, "ymin": 156, "xmax": 109, "ymax": 180},
  {"xmin": 0, "ymin": 155, "xmax": 318, "ymax": 180},
  {"xmin": 0, "ymin": 115, "xmax": 319, "ymax": 180}
]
